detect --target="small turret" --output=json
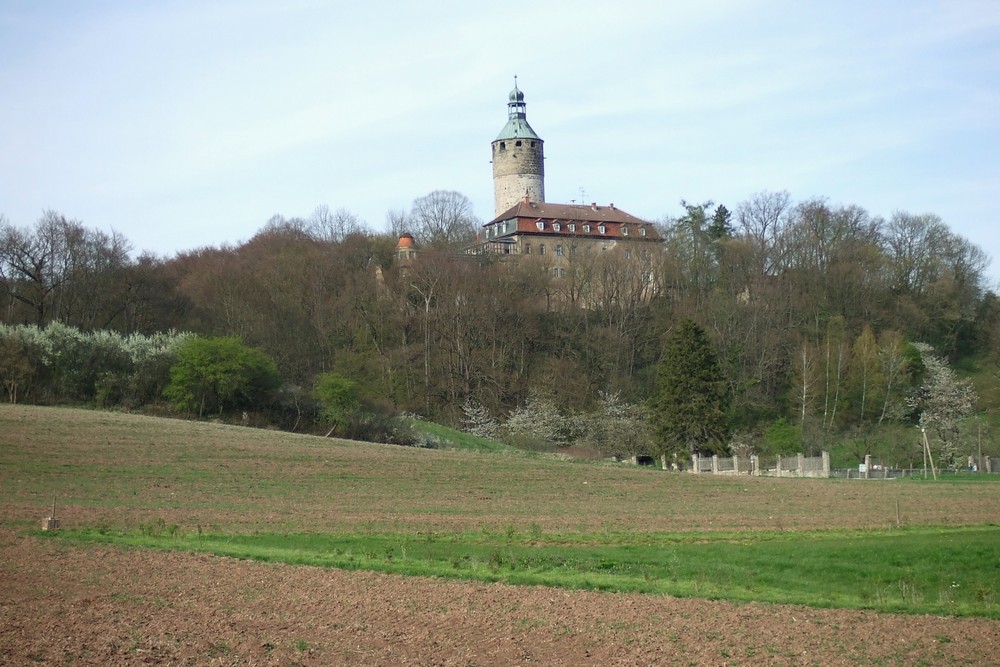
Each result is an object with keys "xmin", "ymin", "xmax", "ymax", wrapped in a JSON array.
[{"xmin": 396, "ymin": 232, "xmax": 417, "ymax": 261}]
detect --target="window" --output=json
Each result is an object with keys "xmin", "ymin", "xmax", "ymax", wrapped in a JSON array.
[
  {"xmin": 515, "ymin": 140, "xmax": 522, "ymax": 147},
  {"xmin": 539, "ymin": 244, "xmax": 546, "ymax": 255},
  {"xmin": 622, "ymin": 226, "xmax": 629, "ymax": 236},
  {"xmin": 640, "ymin": 227, "xmax": 647, "ymax": 237},
  {"xmin": 499, "ymin": 142, "xmax": 506, "ymax": 150},
  {"xmin": 568, "ymin": 223, "xmax": 576, "ymax": 232},
  {"xmin": 524, "ymin": 243, "xmax": 531, "ymax": 255},
  {"xmin": 598, "ymin": 225, "xmax": 606, "ymax": 234},
  {"xmin": 583, "ymin": 224, "xmax": 591, "ymax": 233},
  {"xmin": 553, "ymin": 223, "xmax": 561, "ymax": 232},
  {"xmin": 536, "ymin": 221, "xmax": 545, "ymax": 231},
  {"xmin": 555, "ymin": 244, "xmax": 563, "ymax": 257},
  {"xmin": 570, "ymin": 244, "xmax": 577, "ymax": 256}
]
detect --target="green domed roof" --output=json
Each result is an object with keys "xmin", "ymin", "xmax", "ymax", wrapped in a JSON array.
[{"xmin": 496, "ymin": 82, "xmax": 541, "ymax": 142}]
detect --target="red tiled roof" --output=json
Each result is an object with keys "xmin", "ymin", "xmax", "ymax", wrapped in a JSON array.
[{"xmin": 487, "ymin": 200, "xmax": 661, "ymax": 241}]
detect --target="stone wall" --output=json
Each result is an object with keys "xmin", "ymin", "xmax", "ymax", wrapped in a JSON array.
[{"xmin": 492, "ymin": 139, "xmax": 544, "ymax": 215}]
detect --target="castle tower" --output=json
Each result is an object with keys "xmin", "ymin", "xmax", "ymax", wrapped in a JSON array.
[{"xmin": 492, "ymin": 80, "xmax": 544, "ymax": 217}]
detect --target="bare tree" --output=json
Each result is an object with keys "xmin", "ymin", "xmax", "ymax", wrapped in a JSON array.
[
  {"xmin": 308, "ymin": 205, "xmax": 368, "ymax": 243},
  {"xmin": 734, "ymin": 190, "xmax": 792, "ymax": 276},
  {"xmin": 384, "ymin": 208, "xmax": 410, "ymax": 239},
  {"xmin": 0, "ymin": 211, "xmax": 94, "ymax": 326},
  {"xmin": 409, "ymin": 190, "xmax": 479, "ymax": 249}
]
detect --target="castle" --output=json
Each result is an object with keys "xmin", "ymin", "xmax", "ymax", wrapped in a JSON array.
[
  {"xmin": 479, "ymin": 81, "xmax": 662, "ymax": 261},
  {"xmin": 397, "ymin": 81, "xmax": 662, "ymax": 263}
]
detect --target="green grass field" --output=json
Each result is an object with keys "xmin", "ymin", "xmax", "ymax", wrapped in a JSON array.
[{"xmin": 4, "ymin": 404, "xmax": 1000, "ymax": 618}]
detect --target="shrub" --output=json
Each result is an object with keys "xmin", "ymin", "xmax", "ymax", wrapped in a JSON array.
[{"xmin": 164, "ymin": 336, "xmax": 281, "ymax": 417}]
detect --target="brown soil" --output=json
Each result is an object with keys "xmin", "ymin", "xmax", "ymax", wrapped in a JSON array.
[
  {"xmin": 2, "ymin": 527, "xmax": 998, "ymax": 666},
  {"xmin": 3, "ymin": 406, "xmax": 1000, "ymax": 665}
]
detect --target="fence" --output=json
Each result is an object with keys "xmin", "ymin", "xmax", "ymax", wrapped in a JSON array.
[
  {"xmin": 829, "ymin": 453, "xmax": 1000, "ymax": 479},
  {"xmin": 690, "ymin": 452, "xmax": 831, "ymax": 478}
]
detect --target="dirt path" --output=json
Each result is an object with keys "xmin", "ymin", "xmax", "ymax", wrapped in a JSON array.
[{"xmin": 2, "ymin": 528, "xmax": 997, "ymax": 666}]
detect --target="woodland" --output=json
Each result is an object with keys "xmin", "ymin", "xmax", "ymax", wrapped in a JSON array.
[{"xmin": 1, "ymin": 189, "xmax": 997, "ymax": 467}]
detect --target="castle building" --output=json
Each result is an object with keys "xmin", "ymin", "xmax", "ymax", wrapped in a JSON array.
[{"xmin": 480, "ymin": 82, "xmax": 662, "ymax": 260}]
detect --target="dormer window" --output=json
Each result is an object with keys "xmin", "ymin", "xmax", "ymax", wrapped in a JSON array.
[
  {"xmin": 640, "ymin": 227, "xmax": 647, "ymax": 237},
  {"xmin": 553, "ymin": 223, "xmax": 561, "ymax": 232},
  {"xmin": 568, "ymin": 223, "xmax": 576, "ymax": 232},
  {"xmin": 622, "ymin": 226, "xmax": 629, "ymax": 236},
  {"xmin": 598, "ymin": 225, "xmax": 606, "ymax": 234},
  {"xmin": 536, "ymin": 221, "xmax": 545, "ymax": 231},
  {"xmin": 583, "ymin": 224, "xmax": 591, "ymax": 233}
]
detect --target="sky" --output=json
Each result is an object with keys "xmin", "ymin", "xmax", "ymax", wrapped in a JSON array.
[{"xmin": 2, "ymin": 0, "xmax": 999, "ymax": 281}]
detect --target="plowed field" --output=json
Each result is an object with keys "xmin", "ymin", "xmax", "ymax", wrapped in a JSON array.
[{"xmin": 2, "ymin": 405, "xmax": 999, "ymax": 665}]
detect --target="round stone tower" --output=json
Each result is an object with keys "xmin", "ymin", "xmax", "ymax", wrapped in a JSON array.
[{"xmin": 492, "ymin": 81, "xmax": 544, "ymax": 217}]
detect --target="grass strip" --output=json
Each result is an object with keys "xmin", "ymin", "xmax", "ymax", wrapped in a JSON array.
[{"xmin": 42, "ymin": 524, "xmax": 1000, "ymax": 618}]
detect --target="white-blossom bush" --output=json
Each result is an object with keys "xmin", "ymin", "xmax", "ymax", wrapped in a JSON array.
[
  {"xmin": 0, "ymin": 323, "xmax": 190, "ymax": 406},
  {"xmin": 581, "ymin": 391, "xmax": 655, "ymax": 457},
  {"xmin": 503, "ymin": 390, "xmax": 571, "ymax": 448},
  {"xmin": 460, "ymin": 398, "xmax": 499, "ymax": 439}
]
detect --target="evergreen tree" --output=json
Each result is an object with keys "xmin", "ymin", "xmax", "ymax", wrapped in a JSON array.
[{"xmin": 652, "ymin": 319, "xmax": 730, "ymax": 459}]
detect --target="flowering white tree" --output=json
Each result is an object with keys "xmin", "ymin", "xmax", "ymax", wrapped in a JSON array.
[
  {"xmin": 461, "ymin": 398, "xmax": 498, "ymax": 439},
  {"xmin": 504, "ymin": 390, "xmax": 570, "ymax": 447},
  {"xmin": 584, "ymin": 391, "xmax": 654, "ymax": 457},
  {"xmin": 908, "ymin": 343, "xmax": 976, "ymax": 467}
]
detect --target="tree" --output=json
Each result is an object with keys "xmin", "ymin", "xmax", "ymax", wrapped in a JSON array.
[
  {"xmin": 312, "ymin": 372, "xmax": 363, "ymax": 437},
  {"xmin": 164, "ymin": 336, "xmax": 280, "ymax": 417},
  {"xmin": 789, "ymin": 338, "xmax": 821, "ymax": 427},
  {"xmin": 907, "ymin": 343, "xmax": 976, "ymax": 467},
  {"xmin": 876, "ymin": 330, "xmax": 910, "ymax": 424},
  {"xmin": 584, "ymin": 391, "xmax": 654, "ymax": 457},
  {"xmin": 461, "ymin": 398, "xmax": 499, "ymax": 439},
  {"xmin": 734, "ymin": 190, "xmax": 791, "ymax": 276},
  {"xmin": 0, "ymin": 211, "xmax": 82, "ymax": 326},
  {"xmin": 652, "ymin": 319, "xmax": 729, "ymax": 459},
  {"xmin": 504, "ymin": 390, "xmax": 570, "ymax": 449},
  {"xmin": 408, "ymin": 190, "xmax": 479, "ymax": 249},
  {"xmin": 0, "ymin": 334, "xmax": 33, "ymax": 403},
  {"xmin": 847, "ymin": 325, "xmax": 882, "ymax": 428},
  {"xmin": 308, "ymin": 206, "xmax": 368, "ymax": 243}
]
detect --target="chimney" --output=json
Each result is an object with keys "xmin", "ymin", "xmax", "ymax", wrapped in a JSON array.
[
  {"xmin": 609, "ymin": 203, "xmax": 615, "ymax": 210},
  {"xmin": 591, "ymin": 202, "xmax": 598, "ymax": 211}
]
